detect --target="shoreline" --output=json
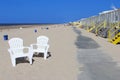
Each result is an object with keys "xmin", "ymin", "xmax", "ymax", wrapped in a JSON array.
[{"xmin": 0, "ymin": 24, "xmax": 66, "ymax": 30}]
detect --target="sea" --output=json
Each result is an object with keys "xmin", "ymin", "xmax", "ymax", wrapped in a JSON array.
[{"xmin": 0, "ymin": 23, "xmax": 60, "ymax": 29}]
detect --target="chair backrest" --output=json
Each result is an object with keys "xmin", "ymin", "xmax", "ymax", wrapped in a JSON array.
[
  {"xmin": 8, "ymin": 38, "xmax": 24, "ymax": 54},
  {"xmin": 37, "ymin": 36, "xmax": 49, "ymax": 45},
  {"xmin": 8, "ymin": 38, "xmax": 23, "ymax": 49}
]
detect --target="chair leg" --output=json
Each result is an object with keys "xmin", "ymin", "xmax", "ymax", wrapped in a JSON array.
[
  {"xmin": 29, "ymin": 57, "xmax": 32, "ymax": 64},
  {"xmin": 11, "ymin": 58, "xmax": 16, "ymax": 67},
  {"xmin": 44, "ymin": 52, "xmax": 47, "ymax": 60},
  {"xmin": 30, "ymin": 59, "xmax": 32, "ymax": 64}
]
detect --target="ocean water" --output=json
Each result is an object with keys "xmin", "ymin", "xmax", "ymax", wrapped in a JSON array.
[{"xmin": 0, "ymin": 23, "xmax": 59, "ymax": 29}]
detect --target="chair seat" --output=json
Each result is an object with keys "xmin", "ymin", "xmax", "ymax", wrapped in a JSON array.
[
  {"xmin": 13, "ymin": 53, "xmax": 29, "ymax": 58},
  {"xmin": 33, "ymin": 49, "xmax": 45, "ymax": 53}
]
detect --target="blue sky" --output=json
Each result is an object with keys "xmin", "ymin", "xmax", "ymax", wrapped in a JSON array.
[{"xmin": 0, "ymin": 0, "xmax": 120, "ymax": 23}]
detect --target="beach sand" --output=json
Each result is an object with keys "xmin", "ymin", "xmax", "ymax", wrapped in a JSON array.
[
  {"xmin": 0, "ymin": 24, "xmax": 79, "ymax": 80},
  {"xmin": 0, "ymin": 24, "xmax": 120, "ymax": 80}
]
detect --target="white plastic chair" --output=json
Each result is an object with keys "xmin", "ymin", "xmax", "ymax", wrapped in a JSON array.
[
  {"xmin": 31, "ymin": 36, "xmax": 50, "ymax": 60},
  {"xmin": 8, "ymin": 38, "xmax": 33, "ymax": 67}
]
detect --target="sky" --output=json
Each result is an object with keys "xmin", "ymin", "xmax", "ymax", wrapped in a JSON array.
[{"xmin": 0, "ymin": 0, "xmax": 120, "ymax": 24}]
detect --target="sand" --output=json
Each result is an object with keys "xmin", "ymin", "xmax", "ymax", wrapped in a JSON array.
[
  {"xmin": 0, "ymin": 24, "xmax": 120, "ymax": 80},
  {"xmin": 0, "ymin": 24, "xmax": 79, "ymax": 80}
]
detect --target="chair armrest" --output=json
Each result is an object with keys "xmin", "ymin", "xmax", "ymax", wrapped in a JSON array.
[
  {"xmin": 10, "ymin": 47, "xmax": 29, "ymax": 51},
  {"xmin": 9, "ymin": 47, "xmax": 31, "ymax": 54},
  {"xmin": 31, "ymin": 44, "xmax": 49, "ymax": 50},
  {"xmin": 8, "ymin": 49, "xmax": 14, "ymax": 55},
  {"xmin": 45, "ymin": 44, "xmax": 50, "ymax": 51}
]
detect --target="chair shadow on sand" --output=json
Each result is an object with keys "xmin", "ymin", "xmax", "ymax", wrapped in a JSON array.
[
  {"xmin": 16, "ymin": 52, "xmax": 51, "ymax": 65},
  {"xmin": 33, "ymin": 52, "xmax": 51, "ymax": 58},
  {"xmin": 16, "ymin": 57, "xmax": 34, "ymax": 65}
]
